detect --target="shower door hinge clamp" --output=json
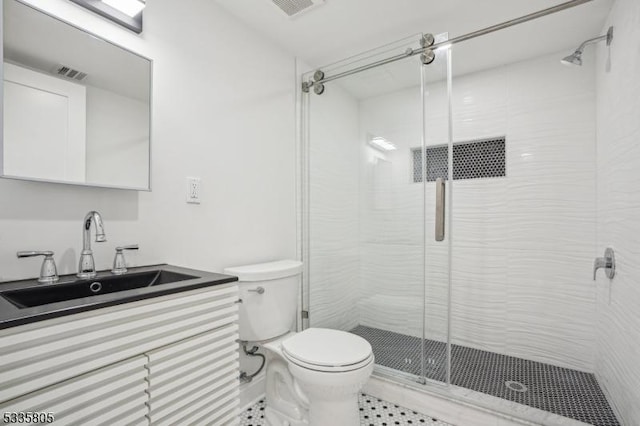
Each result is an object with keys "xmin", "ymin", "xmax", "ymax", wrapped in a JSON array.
[
  {"xmin": 303, "ymin": 69, "xmax": 326, "ymax": 95},
  {"xmin": 420, "ymin": 33, "xmax": 435, "ymax": 48},
  {"xmin": 420, "ymin": 33, "xmax": 436, "ymax": 65},
  {"xmin": 301, "ymin": 310, "xmax": 309, "ymax": 319}
]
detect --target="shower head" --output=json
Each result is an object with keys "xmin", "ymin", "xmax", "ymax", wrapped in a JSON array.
[
  {"xmin": 561, "ymin": 26, "xmax": 613, "ymax": 67},
  {"xmin": 561, "ymin": 51, "xmax": 583, "ymax": 66}
]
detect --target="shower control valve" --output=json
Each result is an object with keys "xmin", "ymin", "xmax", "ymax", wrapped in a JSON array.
[{"xmin": 593, "ymin": 247, "xmax": 615, "ymax": 280}]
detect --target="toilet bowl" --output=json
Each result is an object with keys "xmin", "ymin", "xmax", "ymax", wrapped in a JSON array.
[
  {"xmin": 261, "ymin": 329, "xmax": 374, "ymax": 426},
  {"xmin": 224, "ymin": 260, "xmax": 374, "ymax": 426},
  {"xmin": 282, "ymin": 328, "xmax": 374, "ymax": 425}
]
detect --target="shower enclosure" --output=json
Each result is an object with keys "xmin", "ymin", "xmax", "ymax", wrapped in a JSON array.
[{"xmin": 300, "ymin": 1, "xmax": 621, "ymax": 425}]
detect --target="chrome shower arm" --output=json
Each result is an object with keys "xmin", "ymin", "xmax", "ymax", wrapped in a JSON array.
[{"xmin": 576, "ymin": 26, "xmax": 614, "ymax": 53}]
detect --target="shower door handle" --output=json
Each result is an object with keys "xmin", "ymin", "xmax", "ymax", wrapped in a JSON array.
[{"xmin": 435, "ymin": 178, "xmax": 445, "ymax": 241}]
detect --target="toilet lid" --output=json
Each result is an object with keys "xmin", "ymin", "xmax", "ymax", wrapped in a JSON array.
[{"xmin": 281, "ymin": 328, "xmax": 372, "ymax": 369}]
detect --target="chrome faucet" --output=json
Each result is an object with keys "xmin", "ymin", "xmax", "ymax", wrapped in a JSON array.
[{"xmin": 77, "ymin": 211, "xmax": 107, "ymax": 279}]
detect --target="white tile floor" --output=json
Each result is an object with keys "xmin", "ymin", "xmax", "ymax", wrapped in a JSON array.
[{"xmin": 239, "ymin": 393, "xmax": 453, "ymax": 426}]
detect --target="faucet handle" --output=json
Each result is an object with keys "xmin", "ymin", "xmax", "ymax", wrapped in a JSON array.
[
  {"xmin": 112, "ymin": 245, "xmax": 139, "ymax": 275},
  {"xmin": 17, "ymin": 251, "xmax": 59, "ymax": 283},
  {"xmin": 593, "ymin": 247, "xmax": 616, "ymax": 280},
  {"xmin": 17, "ymin": 250, "xmax": 54, "ymax": 258}
]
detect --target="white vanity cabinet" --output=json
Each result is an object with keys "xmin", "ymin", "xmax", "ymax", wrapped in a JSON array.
[
  {"xmin": 0, "ymin": 283, "xmax": 240, "ymax": 426},
  {"xmin": 146, "ymin": 325, "xmax": 239, "ymax": 425},
  {"xmin": 0, "ymin": 356, "xmax": 149, "ymax": 426}
]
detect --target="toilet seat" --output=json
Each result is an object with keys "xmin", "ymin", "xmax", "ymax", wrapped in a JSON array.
[
  {"xmin": 283, "ymin": 350, "xmax": 374, "ymax": 372},
  {"xmin": 281, "ymin": 328, "xmax": 373, "ymax": 372}
]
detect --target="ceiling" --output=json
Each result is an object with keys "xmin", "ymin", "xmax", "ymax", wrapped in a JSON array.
[{"xmin": 216, "ymin": 0, "xmax": 613, "ymax": 99}]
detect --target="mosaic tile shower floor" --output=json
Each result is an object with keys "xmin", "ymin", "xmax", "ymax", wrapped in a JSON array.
[
  {"xmin": 239, "ymin": 394, "xmax": 453, "ymax": 426},
  {"xmin": 350, "ymin": 325, "xmax": 620, "ymax": 426}
]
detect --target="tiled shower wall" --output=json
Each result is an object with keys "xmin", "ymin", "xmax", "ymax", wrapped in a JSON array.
[
  {"xmin": 595, "ymin": 0, "xmax": 640, "ymax": 423},
  {"xmin": 357, "ymin": 51, "xmax": 598, "ymax": 372}
]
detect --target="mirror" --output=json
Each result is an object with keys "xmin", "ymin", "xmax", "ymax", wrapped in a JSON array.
[{"xmin": 2, "ymin": 0, "xmax": 152, "ymax": 190}]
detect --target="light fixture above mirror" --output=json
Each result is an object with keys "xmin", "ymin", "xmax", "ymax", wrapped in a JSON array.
[
  {"xmin": 69, "ymin": 0, "xmax": 146, "ymax": 33},
  {"xmin": 102, "ymin": 0, "xmax": 145, "ymax": 17}
]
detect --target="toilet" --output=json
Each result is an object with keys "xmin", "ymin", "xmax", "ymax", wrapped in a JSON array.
[{"xmin": 224, "ymin": 260, "xmax": 374, "ymax": 426}]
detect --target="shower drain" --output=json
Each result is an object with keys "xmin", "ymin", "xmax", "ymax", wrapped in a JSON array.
[{"xmin": 505, "ymin": 380, "xmax": 528, "ymax": 393}]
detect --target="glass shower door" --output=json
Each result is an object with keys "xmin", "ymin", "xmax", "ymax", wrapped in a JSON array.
[
  {"xmin": 302, "ymin": 34, "xmax": 453, "ymax": 386},
  {"xmin": 302, "ymin": 36, "xmax": 427, "ymax": 382},
  {"xmin": 420, "ymin": 35, "xmax": 453, "ymax": 385}
]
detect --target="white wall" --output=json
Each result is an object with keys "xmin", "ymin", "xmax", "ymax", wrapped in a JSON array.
[
  {"xmin": 356, "ymin": 51, "xmax": 598, "ymax": 372},
  {"xmin": 595, "ymin": 0, "xmax": 640, "ymax": 423},
  {"xmin": 0, "ymin": 0, "xmax": 297, "ymax": 283}
]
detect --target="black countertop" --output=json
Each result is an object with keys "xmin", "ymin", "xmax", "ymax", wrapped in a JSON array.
[{"xmin": 0, "ymin": 264, "xmax": 238, "ymax": 330}]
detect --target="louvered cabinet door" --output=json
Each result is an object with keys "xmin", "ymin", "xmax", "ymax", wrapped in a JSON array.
[
  {"xmin": 0, "ymin": 284, "xmax": 239, "ymax": 403},
  {"xmin": 146, "ymin": 324, "xmax": 240, "ymax": 426},
  {"xmin": 0, "ymin": 356, "xmax": 148, "ymax": 426}
]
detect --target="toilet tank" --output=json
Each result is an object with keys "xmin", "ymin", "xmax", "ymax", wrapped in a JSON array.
[{"xmin": 224, "ymin": 260, "xmax": 303, "ymax": 342}]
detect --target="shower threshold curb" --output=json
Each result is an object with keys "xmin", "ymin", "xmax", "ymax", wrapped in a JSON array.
[{"xmin": 364, "ymin": 372, "xmax": 593, "ymax": 426}]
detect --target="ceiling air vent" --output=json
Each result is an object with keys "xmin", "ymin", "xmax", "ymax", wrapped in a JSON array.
[
  {"xmin": 53, "ymin": 64, "xmax": 88, "ymax": 82},
  {"xmin": 271, "ymin": 0, "xmax": 325, "ymax": 18}
]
